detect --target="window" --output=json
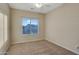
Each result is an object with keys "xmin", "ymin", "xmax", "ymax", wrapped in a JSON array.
[{"xmin": 22, "ymin": 17, "xmax": 39, "ymax": 34}]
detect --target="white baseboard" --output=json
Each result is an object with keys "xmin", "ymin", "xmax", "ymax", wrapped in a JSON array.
[
  {"xmin": 11, "ymin": 39, "xmax": 44, "ymax": 45},
  {"xmin": 45, "ymin": 39, "xmax": 78, "ymax": 55}
]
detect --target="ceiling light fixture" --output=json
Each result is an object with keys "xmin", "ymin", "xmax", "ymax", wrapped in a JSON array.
[{"xmin": 35, "ymin": 3, "xmax": 43, "ymax": 8}]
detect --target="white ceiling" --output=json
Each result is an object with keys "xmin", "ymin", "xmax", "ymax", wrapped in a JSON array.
[{"xmin": 9, "ymin": 3, "xmax": 63, "ymax": 14}]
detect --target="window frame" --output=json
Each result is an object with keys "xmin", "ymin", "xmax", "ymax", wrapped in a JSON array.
[{"xmin": 22, "ymin": 17, "xmax": 39, "ymax": 36}]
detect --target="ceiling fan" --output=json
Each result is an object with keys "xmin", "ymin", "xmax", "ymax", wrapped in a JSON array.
[{"xmin": 34, "ymin": 3, "xmax": 50, "ymax": 8}]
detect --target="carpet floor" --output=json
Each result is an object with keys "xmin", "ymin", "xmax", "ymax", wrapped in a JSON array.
[{"xmin": 7, "ymin": 40, "xmax": 76, "ymax": 55}]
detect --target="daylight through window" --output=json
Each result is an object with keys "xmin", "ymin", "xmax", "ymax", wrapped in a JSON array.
[{"xmin": 22, "ymin": 17, "xmax": 39, "ymax": 34}]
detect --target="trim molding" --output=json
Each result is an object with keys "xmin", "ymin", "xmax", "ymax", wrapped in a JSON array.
[
  {"xmin": 45, "ymin": 39, "xmax": 78, "ymax": 55},
  {"xmin": 11, "ymin": 39, "xmax": 44, "ymax": 45}
]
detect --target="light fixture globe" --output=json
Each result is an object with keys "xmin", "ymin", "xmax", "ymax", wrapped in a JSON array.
[{"xmin": 35, "ymin": 3, "xmax": 43, "ymax": 8}]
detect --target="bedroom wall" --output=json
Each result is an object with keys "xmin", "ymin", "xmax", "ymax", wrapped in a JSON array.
[
  {"xmin": 45, "ymin": 3, "xmax": 79, "ymax": 54},
  {"xmin": 11, "ymin": 8, "xmax": 45, "ymax": 44}
]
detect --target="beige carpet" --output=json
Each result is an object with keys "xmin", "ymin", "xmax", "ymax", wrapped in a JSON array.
[{"xmin": 7, "ymin": 40, "xmax": 76, "ymax": 55}]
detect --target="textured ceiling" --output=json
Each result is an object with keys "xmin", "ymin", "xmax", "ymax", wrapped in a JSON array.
[{"xmin": 9, "ymin": 3, "xmax": 63, "ymax": 14}]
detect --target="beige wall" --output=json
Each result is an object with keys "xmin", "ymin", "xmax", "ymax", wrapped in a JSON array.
[
  {"xmin": 45, "ymin": 4, "xmax": 79, "ymax": 54},
  {"xmin": 11, "ymin": 8, "xmax": 45, "ymax": 44},
  {"xmin": 0, "ymin": 3, "xmax": 10, "ymax": 54}
]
